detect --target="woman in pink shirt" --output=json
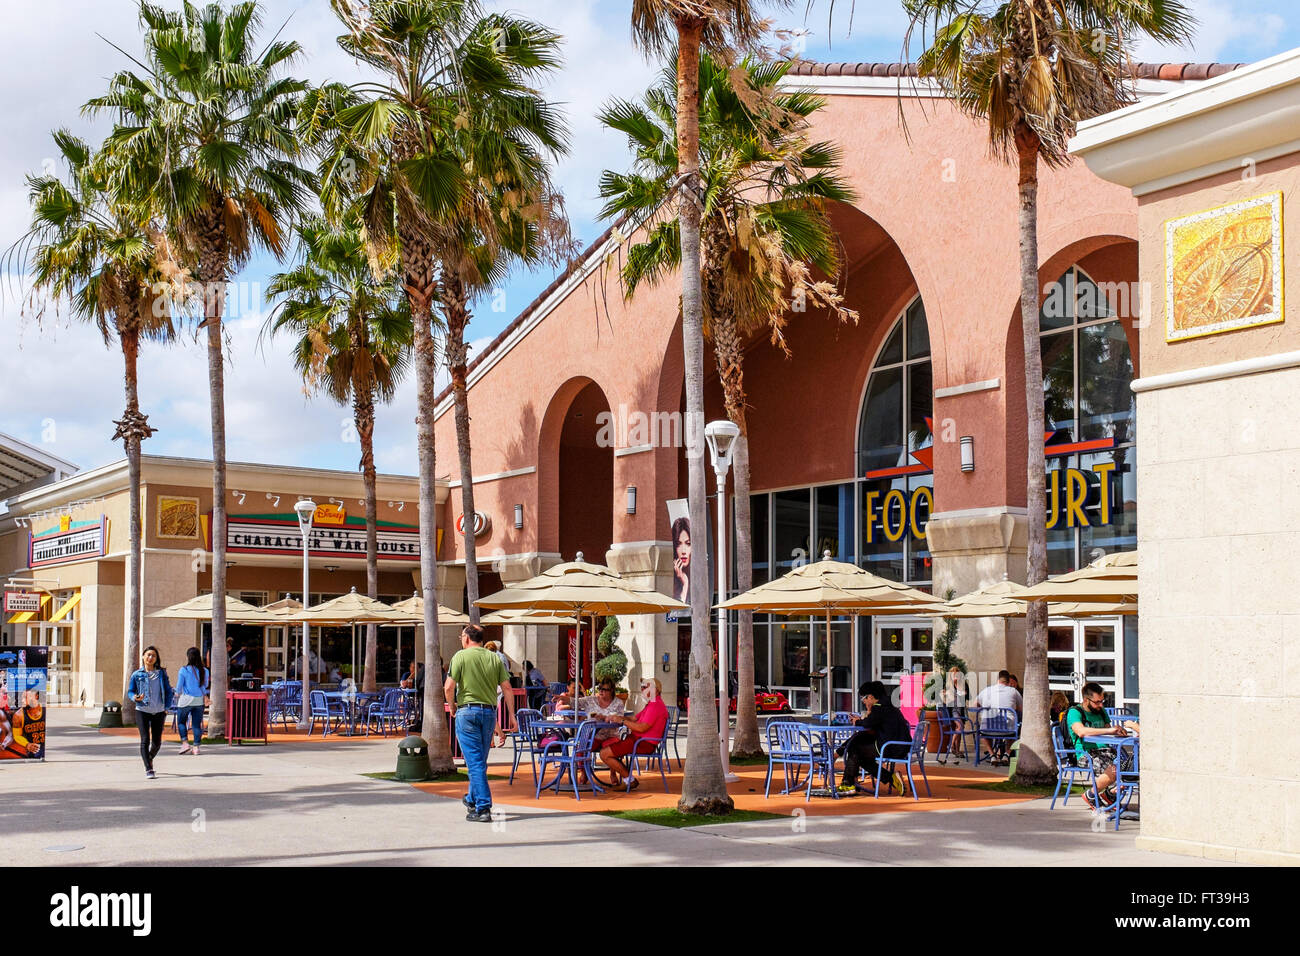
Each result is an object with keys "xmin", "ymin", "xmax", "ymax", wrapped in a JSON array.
[{"xmin": 597, "ymin": 677, "xmax": 669, "ymax": 790}]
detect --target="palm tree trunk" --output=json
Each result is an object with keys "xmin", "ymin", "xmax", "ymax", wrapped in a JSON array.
[
  {"xmin": 121, "ymin": 328, "xmax": 143, "ymax": 724},
  {"xmin": 404, "ymin": 267, "xmax": 456, "ymax": 774},
  {"xmin": 731, "ymin": 436, "xmax": 762, "ymax": 756},
  {"xmin": 443, "ymin": 273, "xmax": 480, "ymax": 625},
  {"xmin": 1012, "ymin": 127, "xmax": 1053, "ymax": 785},
  {"xmin": 675, "ymin": 16, "xmax": 732, "ymax": 815},
  {"xmin": 206, "ymin": 279, "xmax": 229, "ymax": 739},
  {"xmin": 354, "ymin": 369, "xmax": 380, "ymax": 693}
]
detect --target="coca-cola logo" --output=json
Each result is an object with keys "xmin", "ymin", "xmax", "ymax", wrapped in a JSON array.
[{"xmin": 455, "ymin": 512, "xmax": 491, "ymax": 537}]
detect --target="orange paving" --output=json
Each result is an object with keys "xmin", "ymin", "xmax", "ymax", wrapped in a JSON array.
[{"xmin": 412, "ymin": 760, "xmax": 1038, "ymax": 817}]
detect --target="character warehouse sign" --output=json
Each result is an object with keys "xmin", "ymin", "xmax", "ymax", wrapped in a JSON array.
[
  {"xmin": 28, "ymin": 517, "xmax": 108, "ymax": 568},
  {"xmin": 220, "ymin": 515, "xmax": 420, "ymax": 561}
]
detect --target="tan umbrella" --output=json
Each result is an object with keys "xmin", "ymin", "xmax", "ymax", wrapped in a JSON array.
[
  {"xmin": 291, "ymin": 588, "xmax": 408, "ymax": 690},
  {"xmin": 717, "ymin": 553, "xmax": 940, "ymax": 712},
  {"xmin": 260, "ymin": 597, "xmax": 304, "ymax": 617},
  {"xmin": 149, "ymin": 594, "xmax": 274, "ymax": 623},
  {"xmin": 1019, "ymin": 550, "xmax": 1137, "ymax": 602},
  {"xmin": 939, "ymin": 580, "xmax": 1032, "ymax": 618},
  {"xmin": 476, "ymin": 553, "xmax": 686, "ymax": 689},
  {"xmin": 385, "ymin": 592, "xmax": 470, "ymax": 626},
  {"xmin": 481, "ymin": 608, "xmax": 579, "ymax": 626}
]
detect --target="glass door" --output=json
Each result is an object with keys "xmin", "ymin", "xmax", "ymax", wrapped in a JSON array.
[
  {"xmin": 264, "ymin": 626, "xmax": 287, "ymax": 683},
  {"xmin": 33, "ymin": 621, "xmax": 74, "ymax": 704},
  {"xmin": 873, "ymin": 618, "xmax": 934, "ymax": 689},
  {"xmin": 1047, "ymin": 618, "xmax": 1127, "ymax": 709}
]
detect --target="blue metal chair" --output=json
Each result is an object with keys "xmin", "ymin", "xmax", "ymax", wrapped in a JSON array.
[
  {"xmin": 1107, "ymin": 738, "xmax": 1140, "ymax": 829},
  {"xmin": 510, "ymin": 709, "xmax": 545, "ymax": 784},
  {"xmin": 874, "ymin": 719, "xmax": 931, "ymax": 799},
  {"xmin": 1106, "ymin": 706, "xmax": 1137, "ymax": 723},
  {"xmin": 936, "ymin": 705, "xmax": 973, "ymax": 764},
  {"xmin": 535, "ymin": 719, "xmax": 604, "ymax": 801},
  {"xmin": 664, "ymin": 706, "xmax": 683, "ymax": 770},
  {"xmin": 828, "ymin": 711, "xmax": 857, "ymax": 725},
  {"xmin": 624, "ymin": 726, "xmax": 671, "ymax": 793},
  {"xmin": 281, "ymin": 681, "xmax": 303, "ymax": 724},
  {"xmin": 764, "ymin": 720, "xmax": 818, "ymax": 802},
  {"xmin": 307, "ymin": 690, "xmax": 346, "ymax": 737},
  {"xmin": 975, "ymin": 707, "xmax": 1020, "ymax": 766},
  {"xmin": 366, "ymin": 688, "xmax": 405, "ymax": 736},
  {"xmin": 1049, "ymin": 722, "xmax": 1096, "ymax": 808}
]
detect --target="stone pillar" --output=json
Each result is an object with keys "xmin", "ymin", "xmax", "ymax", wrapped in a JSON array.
[
  {"xmin": 480, "ymin": 553, "xmax": 564, "ymax": 691},
  {"xmin": 606, "ymin": 542, "xmax": 677, "ymax": 706},
  {"xmin": 924, "ymin": 509, "xmax": 1028, "ymax": 680}
]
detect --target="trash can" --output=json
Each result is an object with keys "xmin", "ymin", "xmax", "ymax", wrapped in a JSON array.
[
  {"xmin": 1007, "ymin": 740, "xmax": 1021, "ymax": 777},
  {"xmin": 226, "ymin": 691, "xmax": 268, "ymax": 745},
  {"xmin": 98, "ymin": 701, "xmax": 123, "ymax": 728},
  {"xmin": 395, "ymin": 735, "xmax": 430, "ymax": 782}
]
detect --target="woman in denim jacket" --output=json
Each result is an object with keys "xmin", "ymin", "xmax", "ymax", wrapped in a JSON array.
[
  {"xmin": 125, "ymin": 646, "xmax": 172, "ymax": 779},
  {"xmin": 174, "ymin": 647, "xmax": 208, "ymax": 755}
]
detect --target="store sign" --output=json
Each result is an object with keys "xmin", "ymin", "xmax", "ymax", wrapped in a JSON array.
[
  {"xmin": 313, "ymin": 503, "xmax": 347, "ymax": 526},
  {"xmin": 28, "ymin": 517, "xmax": 108, "ymax": 568},
  {"xmin": 222, "ymin": 515, "xmax": 420, "ymax": 561},
  {"xmin": 3, "ymin": 591, "xmax": 41, "ymax": 613},
  {"xmin": 455, "ymin": 512, "xmax": 491, "ymax": 537},
  {"xmin": 862, "ymin": 463, "xmax": 1124, "ymax": 545}
]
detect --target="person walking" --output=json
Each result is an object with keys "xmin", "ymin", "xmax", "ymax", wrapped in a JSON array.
[
  {"xmin": 174, "ymin": 646, "xmax": 208, "ymax": 755},
  {"xmin": 445, "ymin": 624, "xmax": 515, "ymax": 823},
  {"xmin": 125, "ymin": 646, "xmax": 172, "ymax": 779}
]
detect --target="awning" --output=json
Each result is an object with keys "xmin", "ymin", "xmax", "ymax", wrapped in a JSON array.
[{"xmin": 50, "ymin": 592, "xmax": 81, "ymax": 622}]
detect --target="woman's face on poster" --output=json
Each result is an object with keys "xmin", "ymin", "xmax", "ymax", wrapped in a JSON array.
[{"xmin": 676, "ymin": 527, "xmax": 691, "ymax": 566}]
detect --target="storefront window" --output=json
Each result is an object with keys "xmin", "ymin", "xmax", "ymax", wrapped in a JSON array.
[{"xmin": 773, "ymin": 489, "xmax": 811, "ymax": 573}]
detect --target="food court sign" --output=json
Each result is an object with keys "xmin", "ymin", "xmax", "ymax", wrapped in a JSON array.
[
  {"xmin": 28, "ymin": 516, "xmax": 108, "ymax": 568},
  {"xmin": 863, "ymin": 426, "xmax": 1127, "ymax": 543},
  {"xmin": 215, "ymin": 513, "xmax": 421, "ymax": 561}
]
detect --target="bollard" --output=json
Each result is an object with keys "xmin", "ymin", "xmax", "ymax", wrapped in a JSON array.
[
  {"xmin": 98, "ymin": 701, "xmax": 124, "ymax": 729},
  {"xmin": 395, "ymin": 735, "xmax": 431, "ymax": 782}
]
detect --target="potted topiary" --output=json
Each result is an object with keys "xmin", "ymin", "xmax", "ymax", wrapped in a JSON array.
[
  {"xmin": 922, "ymin": 589, "xmax": 969, "ymax": 754},
  {"xmin": 594, "ymin": 618, "xmax": 629, "ymax": 699}
]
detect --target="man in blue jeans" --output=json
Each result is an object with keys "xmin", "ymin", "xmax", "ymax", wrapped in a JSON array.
[{"xmin": 445, "ymin": 624, "xmax": 516, "ymax": 822}]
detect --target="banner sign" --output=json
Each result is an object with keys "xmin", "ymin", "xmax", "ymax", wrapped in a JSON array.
[
  {"xmin": 220, "ymin": 514, "xmax": 420, "ymax": 561},
  {"xmin": 28, "ymin": 517, "xmax": 108, "ymax": 568},
  {"xmin": 1, "ymin": 646, "xmax": 47, "ymax": 761},
  {"xmin": 3, "ymin": 591, "xmax": 42, "ymax": 613},
  {"xmin": 313, "ymin": 503, "xmax": 347, "ymax": 526}
]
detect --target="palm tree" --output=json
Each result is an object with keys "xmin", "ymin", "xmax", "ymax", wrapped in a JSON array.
[
  {"xmin": 88, "ymin": 0, "xmax": 315, "ymax": 736},
  {"xmin": 10, "ymin": 132, "xmax": 176, "ymax": 721},
  {"xmin": 600, "ymin": 52, "xmax": 855, "ymax": 758},
  {"xmin": 904, "ymin": 0, "xmax": 1193, "ymax": 783},
  {"xmin": 265, "ymin": 217, "xmax": 412, "ymax": 692},
  {"xmin": 430, "ymin": 17, "xmax": 570, "ymax": 627},
  {"xmin": 627, "ymin": 0, "xmax": 774, "ymax": 816},
  {"xmin": 309, "ymin": 0, "xmax": 567, "ymax": 772}
]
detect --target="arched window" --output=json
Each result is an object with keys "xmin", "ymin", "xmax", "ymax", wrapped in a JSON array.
[
  {"xmin": 1040, "ymin": 266, "xmax": 1137, "ymax": 574},
  {"xmin": 857, "ymin": 296, "xmax": 932, "ymax": 584}
]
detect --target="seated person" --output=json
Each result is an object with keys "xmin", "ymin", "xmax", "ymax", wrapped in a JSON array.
[
  {"xmin": 1067, "ymin": 681, "xmax": 1134, "ymax": 810},
  {"xmin": 838, "ymin": 681, "xmax": 912, "ymax": 793},
  {"xmin": 1049, "ymin": 690, "xmax": 1071, "ymax": 726},
  {"xmin": 523, "ymin": 660, "xmax": 547, "ymax": 710},
  {"xmin": 551, "ymin": 681, "xmax": 577, "ymax": 712},
  {"xmin": 974, "ymin": 670, "xmax": 1023, "ymax": 766},
  {"xmin": 597, "ymin": 678, "xmax": 669, "ymax": 791},
  {"xmin": 581, "ymin": 680, "xmax": 625, "ymax": 746}
]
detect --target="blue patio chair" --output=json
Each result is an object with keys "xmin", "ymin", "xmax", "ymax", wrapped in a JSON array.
[
  {"xmin": 764, "ymin": 720, "xmax": 818, "ymax": 802},
  {"xmin": 936, "ymin": 704, "xmax": 974, "ymax": 764},
  {"xmin": 664, "ymin": 706, "xmax": 683, "ymax": 769},
  {"xmin": 264, "ymin": 683, "xmax": 286, "ymax": 727},
  {"xmin": 281, "ymin": 681, "xmax": 302, "ymax": 724},
  {"xmin": 974, "ymin": 706, "xmax": 1020, "ymax": 766},
  {"xmin": 535, "ymin": 719, "xmax": 603, "ymax": 801},
  {"xmin": 1106, "ymin": 706, "xmax": 1137, "ymax": 723},
  {"xmin": 307, "ymin": 690, "xmax": 346, "ymax": 737},
  {"xmin": 829, "ymin": 711, "xmax": 857, "ymax": 725},
  {"xmin": 874, "ymin": 719, "xmax": 931, "ymax": 799},
  {"xmin": 623, "ymin": 726, "xmax": 671, "ymax": 793},
  {"xmin": 1109, "ymin": 739, "xmax": 1139, "ymax": 830},
  {"xmin": 366, "ymin": 688, "xmax": 405, "ymax": 737},
  {"xmin": 1050, "ymin": 722, "xmax": 1096, "ymax": 809},
  {"xmin": 510, "ymin": 709, "xmax": 545, "ymax": 784}
]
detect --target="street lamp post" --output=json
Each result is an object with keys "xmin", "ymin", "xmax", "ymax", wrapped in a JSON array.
[
  {"xmin": 705, "ymin": 419, "xmax": 741, "ymax": 783},
  {"xmin": 294, "ymin": 498, "xmax": 317, "ymax": 730}
]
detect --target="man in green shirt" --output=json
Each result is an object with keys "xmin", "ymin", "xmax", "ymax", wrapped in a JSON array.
[
  {"xmin": 445, "ymin": 624, "xmax": 516, "ymax": 822},
  {"xmin": 1067, "ymin": 681, "xmax": 1133, "ymax": 811}
]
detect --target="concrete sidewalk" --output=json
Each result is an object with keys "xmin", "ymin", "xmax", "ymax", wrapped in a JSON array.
[{"xmin": 0, "ymin": 709, "xmax": 1237, "ymax": 867}]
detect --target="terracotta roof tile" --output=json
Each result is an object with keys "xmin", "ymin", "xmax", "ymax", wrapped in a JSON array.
[
  {"xmin": 787, "ymin": 60, "xmax": 1244, "ymax": 82},
  {"xmin": 1157, "ymin": 63, "xmax": 1186, "ymax": 81}
]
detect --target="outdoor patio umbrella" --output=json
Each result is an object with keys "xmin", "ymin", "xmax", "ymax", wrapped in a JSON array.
[
  {"xmin": 475, "ymin": 553, "xmax": 686, "ymax": 691},
  {"xmin": 149, "ymin": 593, "xmax": 276, "ymax": 623},
  {"xmin": 942, "ymin": 578, "xmax": 1137, "ymax": 618},
  {"xmin": 717, "ymin": 552, "xmax": 942, "ymax": 712},
  {"xmin": 1018, "ymin": 551, "xmax": 1138, "ymax": 603},
  {"xmin": 382, "ymin": 593, "xmax": 469, "ymax": 680},
  {"xmin": 480, "ymin": 609, "xmax": 579, "ymax": 626}
]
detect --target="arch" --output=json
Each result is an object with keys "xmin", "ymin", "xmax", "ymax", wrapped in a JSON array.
[{"xmin": 536, "ymin": 376, "xmax": 615, "ymax": 561}]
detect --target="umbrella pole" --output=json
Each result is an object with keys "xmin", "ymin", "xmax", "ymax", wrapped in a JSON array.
[{"xmin": 826, "ymin": 609, "xmax": 832, "ymax": 719}]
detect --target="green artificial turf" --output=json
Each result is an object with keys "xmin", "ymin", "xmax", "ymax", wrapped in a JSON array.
[{"xmin": 596, "ymin": 807, "xmax": 783, "ymax": 828}]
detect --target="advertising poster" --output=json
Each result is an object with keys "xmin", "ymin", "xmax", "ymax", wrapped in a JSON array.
[
  {"xmin": 665, "ymin": 498, "xmax": 715, "ymax": 620},
  {"xmin": 0, "ymin": 646, "xmax": 47, "ymax": 761}
]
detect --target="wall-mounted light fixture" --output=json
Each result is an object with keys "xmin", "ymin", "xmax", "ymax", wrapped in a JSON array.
[
  {"xmin": 329, "ymin": 497, "xmax": 344, "ymax": 509},
  {"xmin": 231, "ymin": 490, "xmax": 247, "ymax": 505},
  {"xmin": 513, "ymin": 503, "xmax": 524, "ymax": 529},
  {"xmin": 266, "ymin": 493, "xmax": 281, "ymax": 508},
  {"xmin": 324, "ymin": 565, "xmax": 339, "ymax": 573},
  {"xmin": 626, "ymin": 485, "xmax": 637, "ymax": 515},
  {"xmin": 959, "ymin": 436, "xmax": 975, "ymax": 473},
  {"xmin": 387, "ymin": 500, "xmax": 405, "ymax": 512}
]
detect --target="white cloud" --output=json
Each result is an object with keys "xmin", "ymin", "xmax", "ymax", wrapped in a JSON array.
[{"xmin": 1131, "ymin": 0, "xmax": 1287, "ymax": 62}]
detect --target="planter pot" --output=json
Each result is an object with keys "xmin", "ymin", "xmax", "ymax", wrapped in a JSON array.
[
  {"xmin": 923, "ymin": 709, "xmax": 942, "ymax": 754},
  {"xmin": 615, "ymin": 692, "xmax": 629, "ymax": 702}
]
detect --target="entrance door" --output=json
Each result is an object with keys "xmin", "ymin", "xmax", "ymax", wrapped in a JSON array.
[
  {"xmin": 32, "ymin": 621, "xmax": 74, "ymax": 704},
  {"xmin": 1047, "ymin": 618, "xmax": 1128, "ymax": 709},
  {"xmin": 264, "ymin": 626, "xmax": 287, "ymax": 683},
  {"xmin": 873, "ymin": 618, "xmax": 934, "ymax": 690}
]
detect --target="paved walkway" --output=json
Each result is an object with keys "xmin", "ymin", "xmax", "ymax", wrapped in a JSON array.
[{"xmin": 3, "ymin": 710, "xmax": 1237, "ymax": 867}]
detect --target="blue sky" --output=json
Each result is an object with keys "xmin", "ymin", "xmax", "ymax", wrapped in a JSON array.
[{"xmin": 1, "ymin": 0, "xmax": 1295, "ymax": 478}]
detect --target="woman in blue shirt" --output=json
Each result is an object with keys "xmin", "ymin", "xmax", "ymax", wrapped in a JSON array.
[
  {"xmin": 125, "ymin": 646, "xmax": 172, "ymax": 779},
  {"xmin": 174, "ymin": 647, "xmax": 208, "ymax": 756}
]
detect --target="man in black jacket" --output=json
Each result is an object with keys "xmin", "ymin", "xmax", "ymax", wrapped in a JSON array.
[{"xmin": 839, "ymin": 681, "xmax": 913, "ymax": 792}]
